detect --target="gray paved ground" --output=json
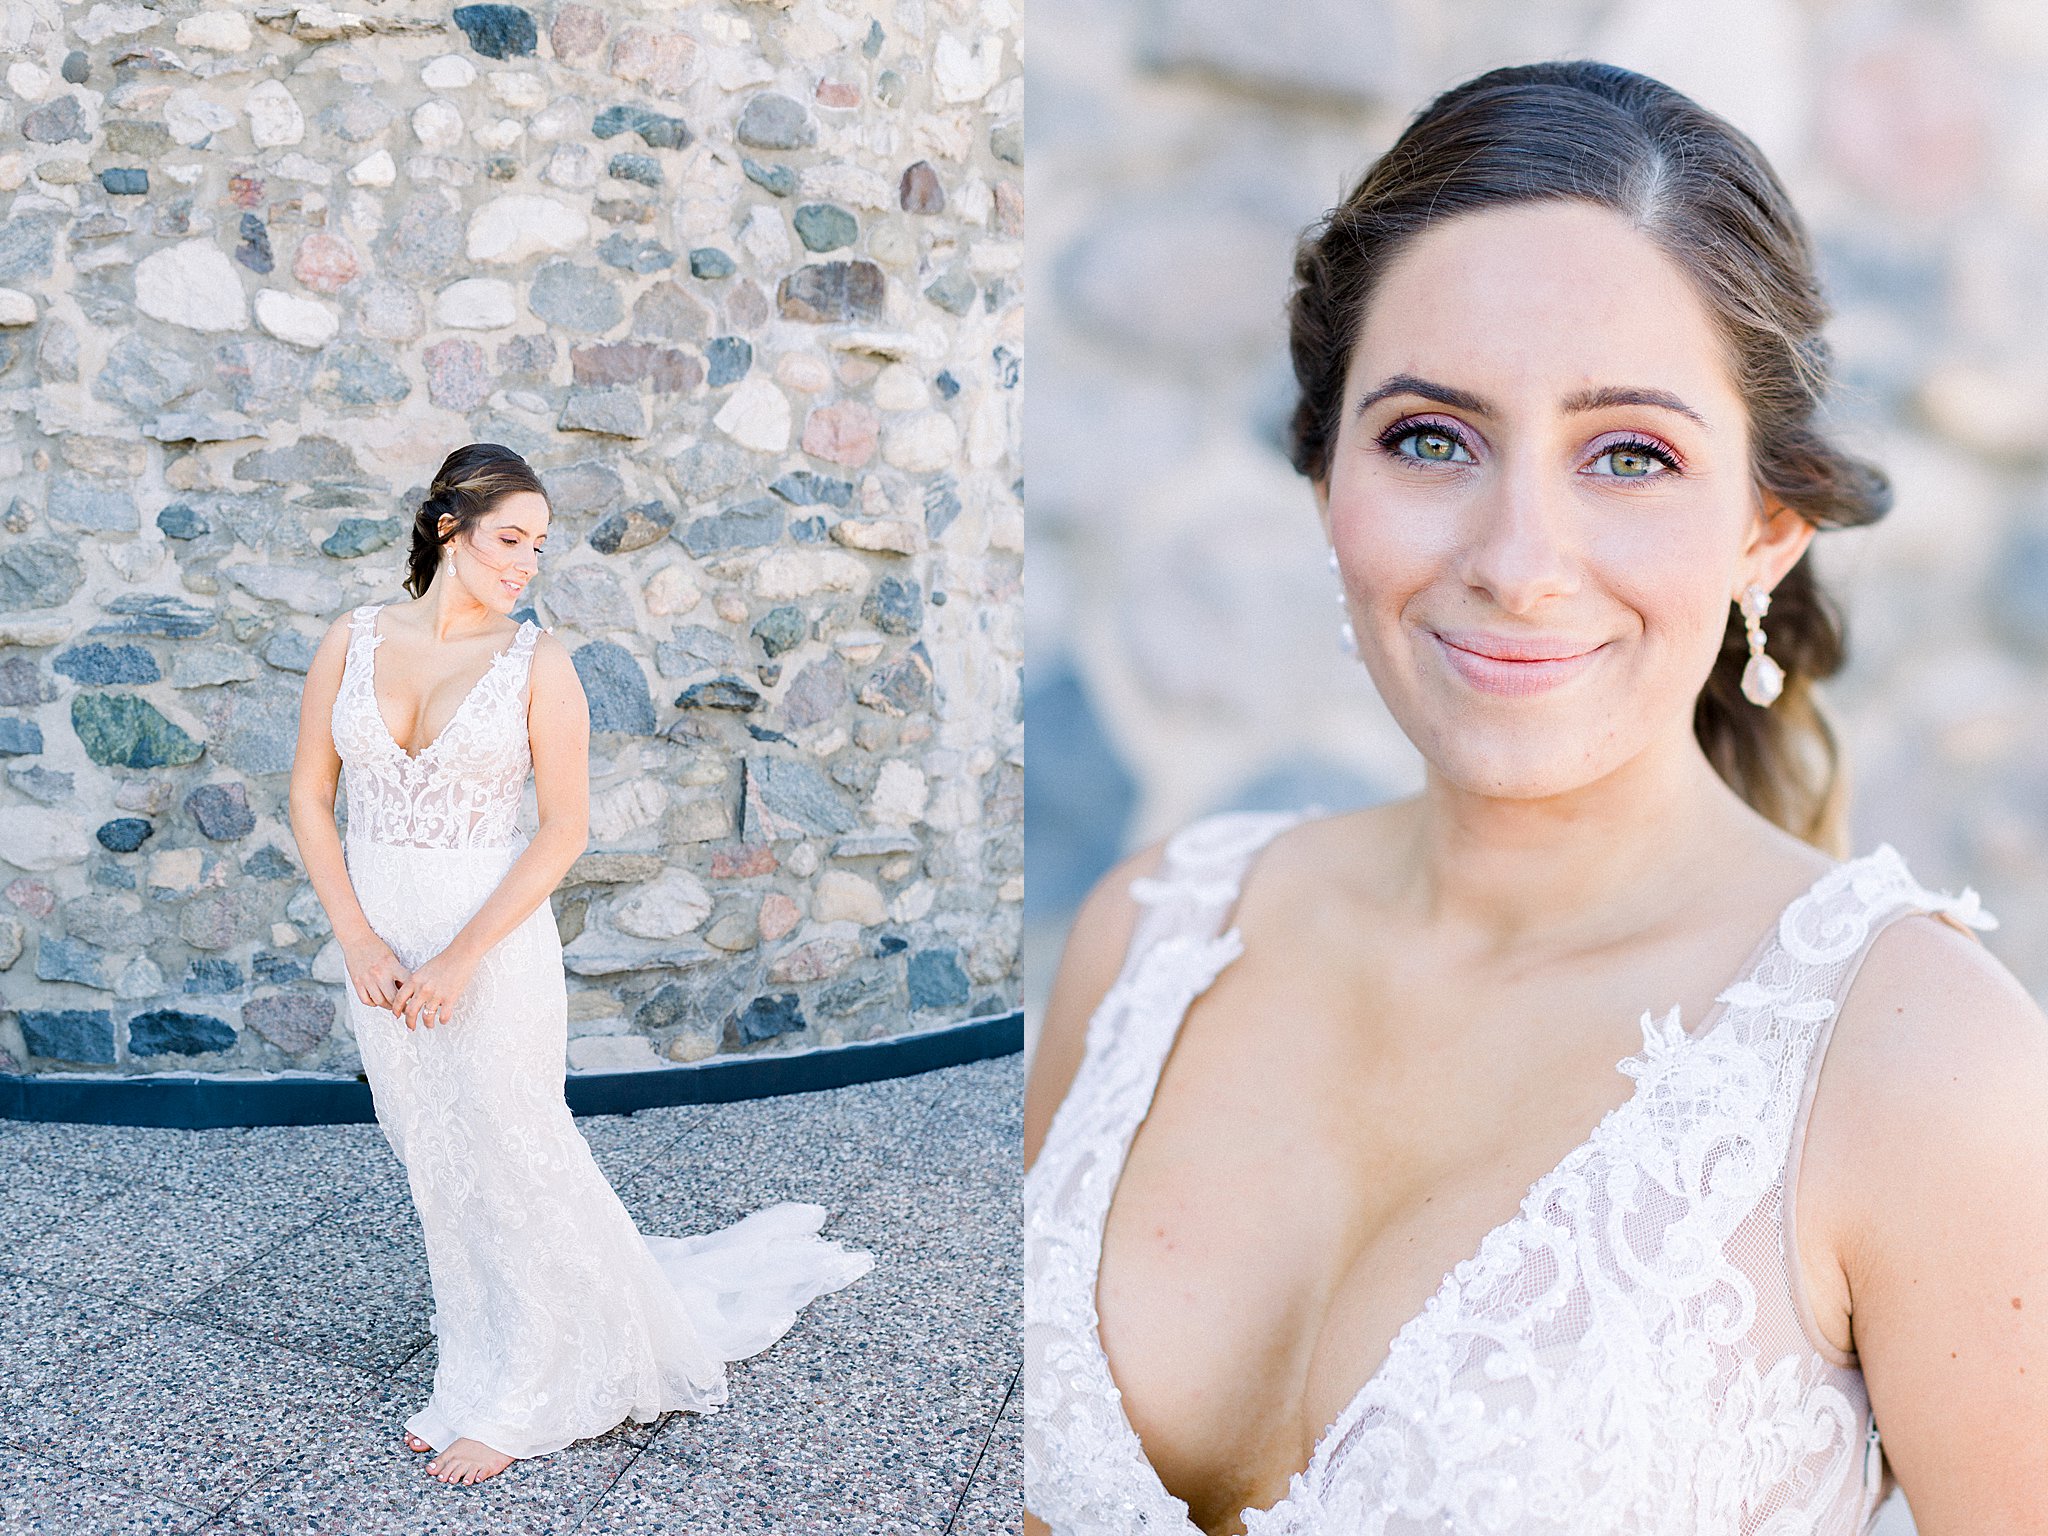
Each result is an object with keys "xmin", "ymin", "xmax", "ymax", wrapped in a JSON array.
[{"xmin": 0, "ymin": 1053, "xmax": 1020, "ymax": 1536}]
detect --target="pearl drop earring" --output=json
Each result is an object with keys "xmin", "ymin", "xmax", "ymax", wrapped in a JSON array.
[
  {"xmin": 1329, "ymin": 547, "xmax": 1356, "ymax": 656},
  {"xmin": 1738, "ymin": 583, "xmax": 1783, "ymax": 707}
]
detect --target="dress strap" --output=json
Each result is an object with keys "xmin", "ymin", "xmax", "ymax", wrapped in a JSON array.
[{"xmin": 1112, "ymin": 807, "xmax": 1318, "ymax": 992}]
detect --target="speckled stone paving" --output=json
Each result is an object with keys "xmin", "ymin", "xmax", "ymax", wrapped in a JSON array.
[{"xmin": 0, "ymin": 1054, "xmax": 1020, "ymax": 1535}]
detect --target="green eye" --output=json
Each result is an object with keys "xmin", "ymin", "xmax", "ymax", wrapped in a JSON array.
[
  {"xmin": 1398, "ymin": 429, "xmax": 1468, "ymax": 463},
  {"xmin": 1591, "ymin": 443, "xmax": 1670, "ymax": 478}
]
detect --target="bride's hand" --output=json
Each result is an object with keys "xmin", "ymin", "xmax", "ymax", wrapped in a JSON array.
[
  {"xmin": 391, "ymin": 946, "xmax": 478, "ymax": 1031},
  {"xmin": 340, "ymin": 936, "xmax": 411, "ymax": 1013}
]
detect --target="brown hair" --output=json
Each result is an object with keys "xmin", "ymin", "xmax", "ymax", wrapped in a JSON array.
[
  {"xmin": 403, "ymin": 442, "xmax": 550, "ymax": 600},
  {"xmin": 1286, "ymin": 60, "xmax": 1889, "ymax": 855}
]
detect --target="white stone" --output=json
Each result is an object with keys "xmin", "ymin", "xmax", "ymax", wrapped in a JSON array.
[
  {"xmin": 882, "ymin": 411, "xmax": 960, "ymax": 473},
  {"xmin": 568, "ymin": 1034, "xmax": 664, "ymax": 1072},
  {"xmin": 611, "ymin": 872, "xmax": 714, "ymax": 938},
  {"xmin": 165, "ymin": 89, "xmax": 237, "ymax": 148},
  {"xmin": 420, "ymin": 54, "xmax": 476, "ymax": 90},
  {"xmin": 530, "ymin": 98, "xmax": 583, "ymax": 142},
  {"xmin": 271, "ymin": 922, "xmax": 301, "ymax": 947},
  {"xmin": 433, "ymin": 277, "xmax": 517, "ymax": 329},
  {"xmin": 411, "ymin": 99, "xmax": 463, "ymax": 151},
  {"xmin": 934, "ymin": 32, "xmax": 1004, "ymax": 102},
  {"xmin": 749, "ymin": 548, "xmax": 867, "ymax": 599},
  {"xmin": 0, "ymin": 289, "xmax": 34, "ymax": 326},
  {"xmin": 813, "ymin": 870, "xmax": 887, "ymax": 926},
  {"xmin": 590, "ymin": 777, "xmax": 669, "ymax": 842},
  {"xmin": 829, "ymin": 518, "xmax": 921, "ymax": 555},
  {"xmin": 475, "ymin": 118, "xmax": 524, "ymax": 151},
  {"xmin": 117, "ymin": 955, "xmax": 165, "ymax": 1000},
  {"xmin": 347, "ymin": 148, "xmax": 395, "ymax": 187},
  {"xmin": 135, "ymin": 239, "xmax": 249, "ymax": 332},
  {"xmin": 798, "ymin": 163, "xmax": 894, "ymax": 210},
  {"xmin": 892, "ymin": 879, "xmax": 937, "ymax": 923},
  {"xmin": 712, "ymin": 52, "xmax": 777, "ymax": 91},
  {"xmin": 785, "ymin": 842, "xmax": 820, "ymax": 878},
  {"xmin": 486, "ymin": 71, "xmax": 547, "ymax": 112},
  {"xmin": 74, "ymin": 4, "xmax": 160, "ymax": 44},
  {"xmin": 0, "ymin": 154, "xmax": 24, "ymax": 191},
  {"xmin": 148, "ymin": 847, "xmax": 204, "ymax": 893},
  {"xmin": 7, "ymin": 63, "xmax": 51, "ymax": 101},
  {"xmin": 271, "ymin": 153, "xmax": 331, "ymax": 185},
  {"xmin": 313, "ymin": 939, "xmax": 347, "ymax": 984},
  {"xmin": 713, "ymin": 375, "xmax": 791, "ymax": 453},
  {"xmin": 0, "ymin": 612, "xmax": 74, "ymax": 646},
  {"xmin": 245, "ymin": 79, "xmax": 305, "ymax": 148},
  {"xmin": 643, "ymin": 563, "xmax": 701, "ymax": 616},
  {"xmin": 219, "ymin": 561, "xmax": 344, "ymax": 613},
  {"xmin": 870, "ymin": 759, "xmax": 929, "ymax": 826},
  {"xmin": 0, "ymin": 807, "xmax": 89, "ymax": 872},
  {"xmin": 872, "ymin": 362, "xmax": 928, "ymax": 411},
  {"xmin": 736, "ymin": 203, "xmax": 792, "ymax": 267},
  {"xmin": 466, "ymin": 195, "xmax": 589, "ymax": 262},
  {"xmin": 254, "ymin": 288, "xmax": 339, "ymax": 349},
  {"xmin": 543, "ymin": 143, "xmax": 597, "ymax": 189},
  {"xmin": 176, "ymin": 10, "xmax": 252, "ymax": 51}
]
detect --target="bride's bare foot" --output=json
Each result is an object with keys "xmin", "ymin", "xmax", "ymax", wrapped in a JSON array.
[
  {"xmin": 403, "ymin": 1431, "xmax": 433, "ymax": 1453},
  {"xmin": 425, "ymin": 1437, "xmax": 515, "ymax": 1485}
]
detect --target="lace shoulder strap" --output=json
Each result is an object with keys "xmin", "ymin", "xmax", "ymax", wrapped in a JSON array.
[
  {"xmin": 1108, "ymin": 807, "xmax": 1316, "ymax": 992},
  {"xmin": 1717, "ymin": 844, "xmax": 1997, "ymax": 1136}
]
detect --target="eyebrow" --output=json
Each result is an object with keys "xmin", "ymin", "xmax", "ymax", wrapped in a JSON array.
[
  {"xmin": 498, "ymin": 522, "xmax": 547, "ymax": 541},
  {"xmin": 1354, "ymin": 374, "xmax": 1708, "ymax": 428}
]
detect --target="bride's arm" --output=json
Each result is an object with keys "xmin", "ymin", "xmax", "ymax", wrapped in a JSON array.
[
  {"xmin": 286, "ymin": 616, "xmax": 407, "ymax": 1009},
  {"xmin": 1812, "ymin": 914, "xmax": 2048, "ymax": 1531},
  {"xmin": 392, "ymin": 632, "xmax": 589, "ymax": 1026}
]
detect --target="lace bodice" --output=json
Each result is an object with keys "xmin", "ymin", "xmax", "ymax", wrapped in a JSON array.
[
  {"xmin": 331, "ymin": 603, "xmax": 544, "ymax": 850},
  {"xmin": 1024, "ymin": 809, "xmax": 1998, "ymax": 1535}
]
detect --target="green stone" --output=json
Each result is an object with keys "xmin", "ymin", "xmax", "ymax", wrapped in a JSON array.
[
  {"xmin": 689, "ymin": 247, "xmax": 735, "ymax": 280},
  {"xmin": 742, "ymin": 157, "xmax": 796, "ymax": 197},
  {"xmin": 793, "ymin": 202, "xmax": 857, "ymax": 253},
  {"xmin": 321, "ymin": 517, "xmax": 400, "ymax": 558},
  {"xmin": 71, "ymin": 693, "xmax": 202, "ymax": 768}
]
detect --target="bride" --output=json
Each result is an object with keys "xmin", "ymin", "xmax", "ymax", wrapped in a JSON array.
[
  {"xmin": 287, "ymin": 441, "xmax": 872, "ymax": 1485},
  {"xmin": 1024, "ymin": 62, "xmax": 2048, "ymax": 1535}
]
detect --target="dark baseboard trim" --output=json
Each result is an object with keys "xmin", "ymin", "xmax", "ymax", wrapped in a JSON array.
[{"xmin": 0, "ymin": 1010, "xmax": 1024, "ymax": 1129}]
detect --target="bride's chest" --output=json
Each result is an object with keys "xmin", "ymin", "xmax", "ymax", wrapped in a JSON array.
[{"xmin": 1091, "ymin": 969, "xmax": 1674, "ymax": 1529}]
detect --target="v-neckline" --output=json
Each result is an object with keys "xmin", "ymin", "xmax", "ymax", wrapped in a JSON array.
[
  {"xmin": 1087, "ymin": 838, "xmax": 1854, "ymax": 1536},
  {"xmin": 363, "ymin": 604, "xmax": 528, "ymax": 765}
]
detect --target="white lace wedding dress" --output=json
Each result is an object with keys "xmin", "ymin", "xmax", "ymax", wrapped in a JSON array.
[
  {"xmin": 1024, "ymin": 808, "xmax": 1996, "ymax": 1535},
  {"xmin": 329, "ymin": 601, "xmax": 873, "ymax": 1457}
]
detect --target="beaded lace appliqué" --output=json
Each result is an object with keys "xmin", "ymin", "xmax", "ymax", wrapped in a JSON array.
[
  {"xmin": 330, "ymin": 603, "xmax": 542, "ymax": 849},
  {"xmin": 1023, "ymin": 812, "xmax": 1994, "ymax": 1536}
]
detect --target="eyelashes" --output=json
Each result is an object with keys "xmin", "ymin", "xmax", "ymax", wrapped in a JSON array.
[{"xmin": 1373, "ymin": 415, "xmax": 1685, "ymax": 479}]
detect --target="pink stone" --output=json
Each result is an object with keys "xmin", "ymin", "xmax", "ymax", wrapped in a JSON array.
[
  {"xmin": 292, "ymin": 231, "xmax": 360, "ymax": 293},
  {"xmin": 802, "ymin": 402, "xmax": 879, "ymax": 467},
  {"xmin": 550, "ymin": 2, "xmax": 607, "ymax": 64},
  {"xmin": 816, "ymin": 80, "xmax": 860, "ymax": 109},
  {"xmin": 571, "ymin": 341, "xmax": 703, "ymax": 393},
  {"xmin": 766, "ymin": 935, "xmax": 861, "ymax": 984},
  {"xmin": 993, "ymin": 179, "xmax": 1022, "ymax": 239},
  {"xmin": 758, "ymin": 891, "xmax": 800, "ymax": 942},
  {"xmin": 609, "ymin": 25, "xmax": 696, "ymax": 97},
  {"xmin": 5, "ymin": 877, "xmax": 53, "ymax": 917},
  {"xmin": 423, "ymin": 337, "xmax": 488, "ymax": 412},
  {"xmin": 712, "ymin": 842, "xmax": 778, "ymax": 879},
  {"xmin": 227, "ymin": 174, "xmax": 264, "ymax": 209},
  {"xmin": 899, "ymin": 160, "xmax": 943, "ymax": 215}
]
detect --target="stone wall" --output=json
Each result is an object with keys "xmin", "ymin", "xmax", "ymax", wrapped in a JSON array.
[
  {"xmin": 0, "ymin": 0, "xmax": 1023, "ymax": 1079},
  {"xmin": 1026, "ymin": 0, "xmax": 2048, "ymax": 1035}
]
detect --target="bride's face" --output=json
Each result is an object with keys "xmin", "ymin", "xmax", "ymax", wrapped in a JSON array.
[
  {"xmin": 1318, "ymin": 199, "xmax": 1814, "ymax": 800},
  {"xmin": 441, "ymin": 491, "xmax": 549, "ymax": 614}
]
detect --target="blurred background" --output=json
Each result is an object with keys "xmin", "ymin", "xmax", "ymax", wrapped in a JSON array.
[
  {"xmin": 1026, "ymin": 0, "xmax": 2048, "ymax": 1007},
  {"xmin": 1024, "ymin": 3, "xmax": 2048, "ymax": 1524}
]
